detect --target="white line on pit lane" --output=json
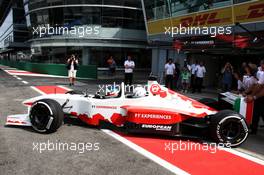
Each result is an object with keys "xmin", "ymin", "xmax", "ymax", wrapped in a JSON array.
[
  {"xmin": 223, "ymin": 148, "xmax": 264, "ymax": 166},
  {"xmin": 5, "ymin": 68, "xmax": 17, "ymax": 70},
  {"xmin": 13, "ymin": 75, "xmax": 22, "ymax": 80},
  {"xmin": 22, "ymin": 81, "xmax": 29, "ymax": 84},
  {"xmin": 101, "ymin": 129, "xmax": 190, "ymax": 175}
]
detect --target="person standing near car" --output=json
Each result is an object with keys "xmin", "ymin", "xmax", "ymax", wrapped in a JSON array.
[
  {"xmin": 174, "ymin": 62, "xmax": 181, "ymax": 90},
  {"xmin": 233, "ymin": 72, "xmax": 244, "ymax": 93},
  {"xmin": 245, "ymin": 82, "xmax": 264, "ymax": 135},
  {"xmin": 107, "ymin": 55, "xmax": 117, "ymax": 76},
  {"xmin": 124, "ymin": 55, "xmax": 135, "ymax": 85},
  {"xmin": 195, "ymin": 61, "xmax": 206, "ymax": 93},
  {"xmin": 256, "ymin": 60, "xmax": 264, "ymax": 85},
  {"xmin": 164, "ymin": 59, "xmax": 175, "ymax": 89},
  {"xmin": 242, "ymin": 64, "xmax": 258, "ymax": 91},
  {"xmin": 181, "ymin": 67, "xmax": 191, "ymax": 93},
  {"xmin": 190, "ymin": 60, "xmax": 198, "ymax": 93},
  {"xmin": 242, "ymin": 61, "xmax": 264, "ymax": 134},
  {"xmin": 67, "ymin": 54, "xmax": 78, "ymax": 86},
  {"xmin": 221, "ymin": 62, "xmax": 233, "ymax": 92}
]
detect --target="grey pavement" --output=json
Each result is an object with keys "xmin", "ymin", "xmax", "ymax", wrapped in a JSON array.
[{"xmin": 0, "ymin": 65, "xmax": 264, "ymax": 175}]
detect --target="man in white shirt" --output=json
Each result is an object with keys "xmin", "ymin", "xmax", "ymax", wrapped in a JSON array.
[
  {"xmin": 67, "ymin": 54, "xmax": 78, "ymax": 86},
  {"xmin": 195, "ymin": 61, "xmax": 206, "ymax": 93},
  {"xmin": 124, "ymin": 55, "xmax": 135, "ymax": 85},
  {"xmin": 164, "ymin": 59, "xmax": 175, "ymax": 89},
  {"xmin": 257, "ymin": 60, "xmax": 264, "ymax": 85}
]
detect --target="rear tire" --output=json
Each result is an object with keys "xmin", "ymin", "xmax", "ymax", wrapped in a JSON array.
[
  {"xmin": 29, "ymin": 99, "xmax": 64, "ymax": 133},
  {"xmin": 210, "ymin": 110, "xmax": 248, "ymax": 147}
]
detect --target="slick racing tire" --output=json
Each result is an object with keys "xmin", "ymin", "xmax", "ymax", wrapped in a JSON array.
[
  {"xmin": 210, "ymin": 110, "xmax": 248, "ymax": 147},
  {"xmin": 29, "ymin": 99, "xmax": 64, "ymax": 133}
]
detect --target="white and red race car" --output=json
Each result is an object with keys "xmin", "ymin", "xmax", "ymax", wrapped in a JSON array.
[{"xmin": 6, "ymin": 79, "xmax": 249, "ymax": 147}]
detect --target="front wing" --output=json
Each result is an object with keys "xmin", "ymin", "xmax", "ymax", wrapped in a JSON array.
[{"xmin": 6, "ymin": 114, "xmax": 32, "ymax": 126}]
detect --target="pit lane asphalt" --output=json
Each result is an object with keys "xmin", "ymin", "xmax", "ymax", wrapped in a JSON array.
[
  {"xmin": 0, "ymin": 69, "xmax": 172, "ymax": 175},
  {"xmin": 1, "ymin": 68, "xmax": 264, "ymax": 175}
]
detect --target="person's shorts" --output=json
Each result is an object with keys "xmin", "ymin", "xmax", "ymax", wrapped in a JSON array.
[
  {"xmin": 68, "ymin": 70, "xmax": 77, "ymax": 78},
  {"xmin": 182, "ymin": 79, "xmax": 189, "ymax": 84}
]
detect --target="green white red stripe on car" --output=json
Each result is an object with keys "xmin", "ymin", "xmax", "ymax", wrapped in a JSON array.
[{"xmin": 234, "ymin": 97, "xmax": 254, "ymax": 124}]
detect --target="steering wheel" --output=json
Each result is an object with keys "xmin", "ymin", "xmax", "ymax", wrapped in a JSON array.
[{"xmin": 94, "ymin": 92, "xmax": 105, "ymax": 99}]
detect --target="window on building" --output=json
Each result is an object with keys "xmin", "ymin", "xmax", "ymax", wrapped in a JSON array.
[{"xmin": 143, "ymin": 0, "xmax": 170, "ymax": 21}]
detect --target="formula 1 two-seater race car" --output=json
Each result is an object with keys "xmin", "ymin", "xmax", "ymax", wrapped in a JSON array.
[{"xmin": 6, "ymin": 78, "xmax": 249, "ymax": 147}]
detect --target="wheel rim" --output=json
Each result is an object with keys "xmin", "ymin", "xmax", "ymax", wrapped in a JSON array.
[
  {"xmin": 221, "ymin": 119, "xmax": 241, "ymax": 140},
  {"xmin": 30, "ymin": 102, "xmax": 52, "ymax": 132},
  {"xmin": 219, "ymin": 117, "xmax": 248, "ymax": 146}
]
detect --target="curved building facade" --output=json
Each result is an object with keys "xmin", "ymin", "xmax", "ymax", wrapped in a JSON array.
[{"xmin": 24, "ymin": 0, "xmax": 150, "ymax": 67}]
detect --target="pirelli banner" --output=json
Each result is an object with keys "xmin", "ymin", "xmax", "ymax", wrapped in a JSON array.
[{"xmin": 147, "ymin": 1, "xmax": 264, "ymax": 35}]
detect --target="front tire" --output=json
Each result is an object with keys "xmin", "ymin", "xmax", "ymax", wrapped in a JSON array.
[
  {"xmin": 29, "ymin": 99, "xmax": 64, "ymax": 133},
  {"xmin": 210, "ymin": 110, "xmax": 248, "ymax": 147}
]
